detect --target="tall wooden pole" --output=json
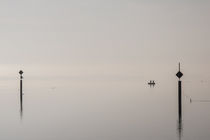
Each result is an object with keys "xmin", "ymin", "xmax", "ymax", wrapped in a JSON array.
[
  {"xmin": 178, "ymin": 80, "xmax": 182, "ymax": 120},
  {"xmin": 19, "ymin": 70, "xmax": 23, "ymax": 118},
  {"xmin": 176, "ymin": 63, "xmax": 183, "ymax": 119},
  {"xmin": 176, "ymin": 63, "xmax": 183, "ymax": 139}
]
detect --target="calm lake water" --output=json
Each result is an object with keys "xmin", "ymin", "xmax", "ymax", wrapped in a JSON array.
[{"xmin": 0, "ymin": 75, "xmax": 210, "ymax": 140}]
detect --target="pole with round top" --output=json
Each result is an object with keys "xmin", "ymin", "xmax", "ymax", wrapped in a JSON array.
[{"xmin": 19, "ymin": 70, "xmax": 23, "ymax": 116}]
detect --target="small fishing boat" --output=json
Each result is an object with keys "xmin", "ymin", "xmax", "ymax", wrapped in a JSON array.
[{"xmin": 148, "ymin": 80, "xmax": 155, "ymax": 85}]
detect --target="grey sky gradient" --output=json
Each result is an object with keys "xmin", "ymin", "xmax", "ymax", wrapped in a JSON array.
[{"xmin": 0, "ymin": 0, "xmax": 210, "ymax": 77}]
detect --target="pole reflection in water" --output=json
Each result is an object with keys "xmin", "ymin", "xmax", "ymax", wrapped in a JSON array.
[
  {"xmin": 177, "ymin": 114, "xmax": 183, "ymax": 140},
  {"xmin": 20, "ymin": 95, "xmax": 23, "ymax": 119}
]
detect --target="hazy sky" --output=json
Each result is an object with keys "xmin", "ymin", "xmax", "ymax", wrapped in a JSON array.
[{"xmin": 0, "ymin": 0, "xmax": 210, "ymax": 77}]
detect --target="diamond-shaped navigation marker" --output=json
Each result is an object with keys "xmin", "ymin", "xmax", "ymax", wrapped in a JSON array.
[
  {"xmin": 19, "ymin": 70, "xmax": 23, "ymax": 75},
  {"xmin": 176, "ymin": 71, "xmax": 183, "ymax": 79}
]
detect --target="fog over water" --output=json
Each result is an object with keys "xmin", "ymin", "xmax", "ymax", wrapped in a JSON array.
[{"xmin": 0, "ymin": 0, "xmax": 210, "ymax": 140}]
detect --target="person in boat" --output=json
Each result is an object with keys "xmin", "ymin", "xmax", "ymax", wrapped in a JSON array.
[{"xmin": 148, "ymin": 80, "xmax": 155, "ymax": 84}]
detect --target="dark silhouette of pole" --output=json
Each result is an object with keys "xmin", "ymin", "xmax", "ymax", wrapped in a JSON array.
[
  {"xmin": 176, "ymin": 63, "xmax": 183, "ymax": 119},
  {"xmin": 19, "ymin": 70, "xmax": 23, "ymax": 119},
  {"xmin": 176, "ymin": 63, "xmax": 183, "ymax": 140},
  {"xmin": 178, "ymin": 80, "xmax": 182, "ymax": 119}
]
